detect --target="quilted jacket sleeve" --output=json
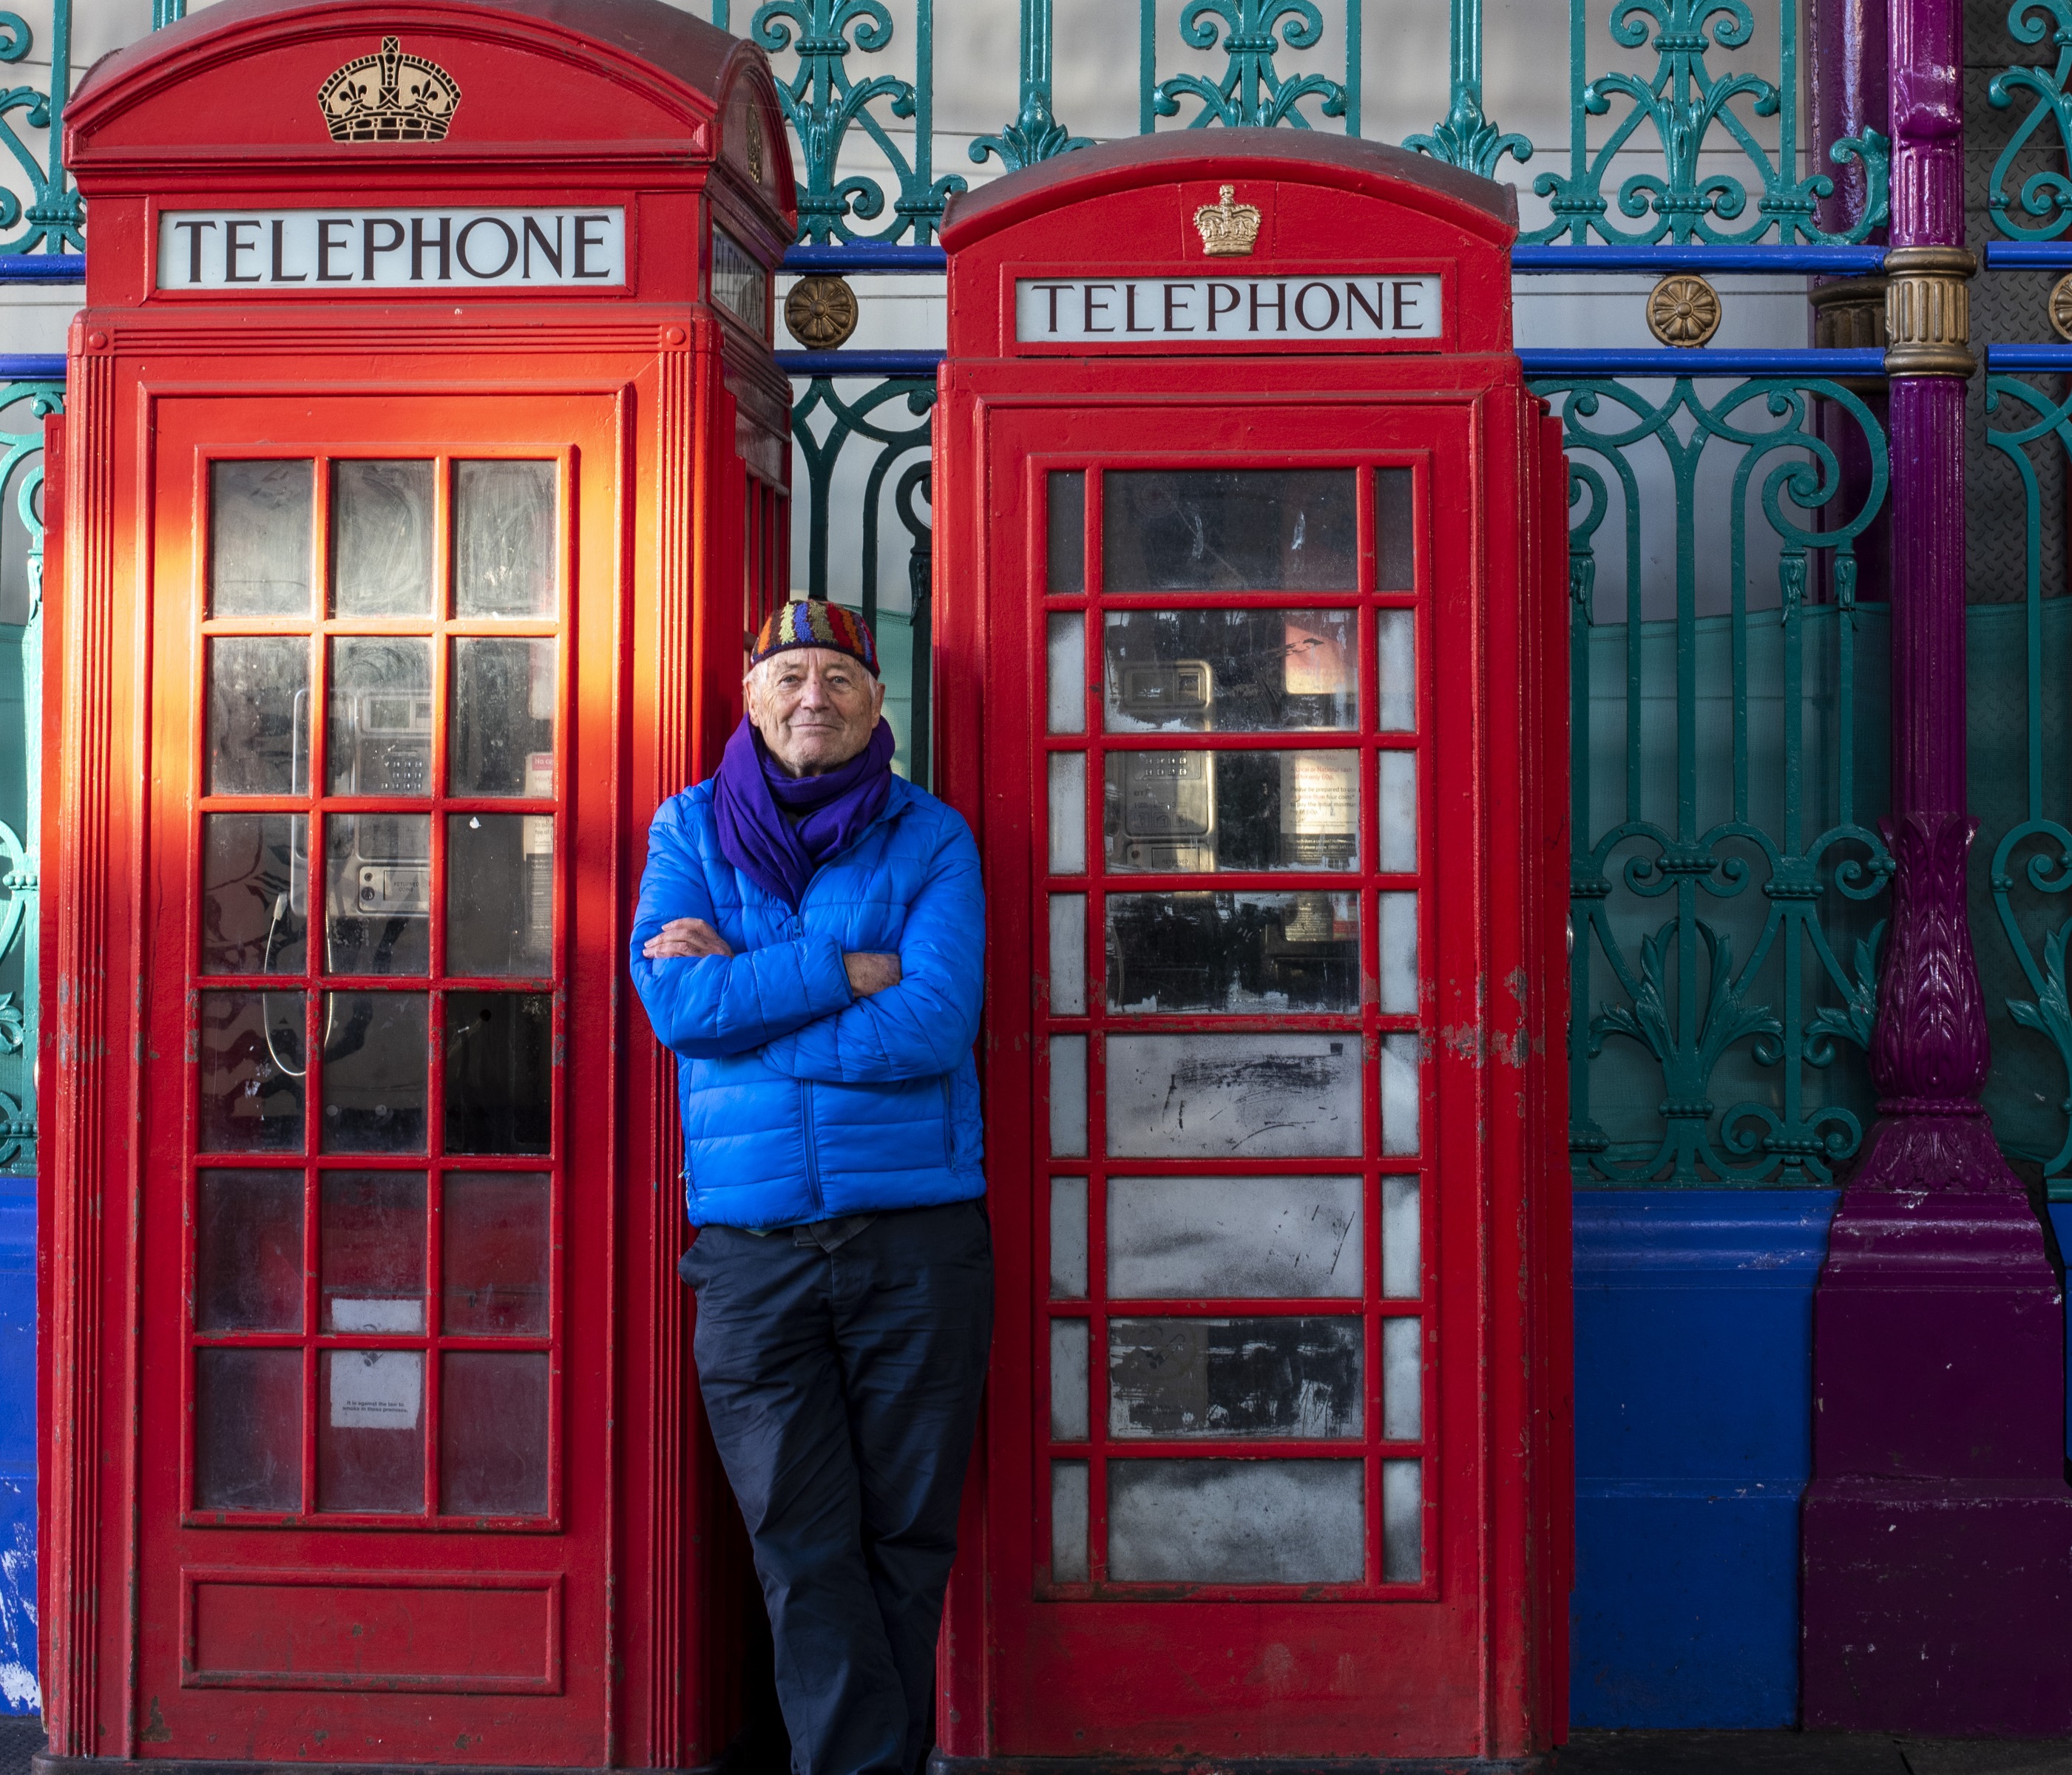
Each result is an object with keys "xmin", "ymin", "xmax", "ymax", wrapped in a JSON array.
[
  {"xmin": 628, "ymin": 793, "xmax": 856, "ymax": 1059},
  {"xmin": 758, "ymin": 807, "xmax": 985, "ymax": 1084}
]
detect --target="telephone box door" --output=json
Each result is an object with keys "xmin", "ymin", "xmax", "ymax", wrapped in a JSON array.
[
  {"xmin": 964, "ymin": 398, "xmax": 1504, "ymax": 1759},
  {"xmin": 137, "ymin": 390, "xmax": 619, "ymax": 1761}
]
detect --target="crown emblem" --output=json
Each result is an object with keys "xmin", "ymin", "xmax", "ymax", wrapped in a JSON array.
[
  {"xmin": 1193, "ymin": 184, "xmax": 1261, "ymax": 257},
  {"xmin": 318, "ymin": 36, "xmax": 461, "ymax": 143}
]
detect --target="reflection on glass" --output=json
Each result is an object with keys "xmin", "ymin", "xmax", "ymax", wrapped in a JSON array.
[
  {"xmin": 1047, "ymin": 470, "xmax": 1085, "ymax": 594},
  {"xmin": 325, "ymin": 814, "xmax": 429, "ymax": 976},
  {"xmin": 209, "ymin": 638, "xmax": 308, "ymax": 796},
  {"xmin": 1379, "ymin": 750, "xmax": 1418, "ymax": 872},
  {"xmin": 1383, "ymin": 1459, "xmax": 1422, "ymax": 1581},
  {"xmin": 195, "ymin": 1348, "xmax": 302, "ymax": 1512},
  {"xmin": 1108, "ymin": 1175, "xmax": 1361, "ymax": 1300},
  {"xmin": 1104, "ymin": 750, "xmax": 1358, "ymax": 873},
  {"xmin": 451, "ymin": 638, "xmax": 555, "ymax": 797},
  {"xmin": 1106, "ymin": 1033, "xmax": 1361, "ymax": 1158},
  {"xmin": 202, "ymin": 814, "xmax": 306, "ymax": 976},
  {"xmin": 1377, "ymin": 609, "xmax": 1415, "ymax": 731},
  {"xmin": 1107, "ymin": 1459, "xmax": 1363, "ymax": 1584},
  {"xmin": 444, "ymin": 991, "xmax": 552, "ymax": 1155},
  {"xmin": 1378, "ymin": 892, "xmax": 1418, "ymax": 1015},
  {"xmin": 1052, "ymin": 1461, "xmax": 1089, "ymax": 1582},
  {"xmin": 328, "ymin": 637, "xmax": 433, "ymax": 797},
  {"xmin": 198, "ymin": 990, "xmax": 305, "ymax": 1153},
  {"xmin": 1383, "ymin": 1315, "xmax": 1421, "ymax": 1440},
  {"xmin": 1381, "ymin": 1175, "xmax": 1421, "ymax": 1299},
  {"xmin": 1046, "ymin": 612, "xmax": 1086, "ymax": 734},
  {"xmin": 1049, "ymin": 894, "xmax": 1086, "ymax": 1016},
  {"xmin": 1376, "ymin": 467, "xmax": 1415, "ymax": 590},
  {"xmin": 319, "ymin": 1348, "xmax": 424, "ymax": 1513},
  {"xmin": 1050, "ymin": 1317, "xmax": 1089, "ymax": 1439},
  {"xmin": 195, "ymin": 1170, "xmax": 303, "ymax": 1332},
  {"xmin": 1106, "ymin": 891, "xmax": 1357, "ymax": 1013},
  {"xmin": 449, "ymin": 813, "xmax": 553, "ymax": 977},
  {"xmin": 331, "ymin": 460, "xmax": 433, "ymax": 617},
  {"xmin": 456, "ymin": 461, "xmax": 556, "ymax": 617},
  {"xmin": 1104, "ymin": 470, "xmax": 1357, "ymax": 591},
  {"xmin": 1102, "ymin": 608, "xmax": 1356, "ymax": 733},
  {"xmin": 1382, "ymin": 1032, "xmax": 1421, "ymax": 1156},
  {"xmin": 319, "ymin": 1171, "xmax": 426, "ymax": 1333},
  {"xmin": 1109, "ymin": 1317, "xmax": 1361, "ymax": 1439},
  {"xmin": 1048, "ymin": 753, "xmax": 1086, "ymax": 875},
  {"xmin": 209, "ymin": 460, "xmax": 312, "ymax": 617},
  {"xmin": 320, "ymin": 992, "xmax": 428, "ymax": 1153},
  {"xmin": 1049, "ymin": 1176, "xmax": 1088, "ymax": 1299},
  {"xmin": 1049, "ymin": 1034, "xmax": 1087, "ymax": 1159},
  {"xmin": 443, "ymin": 1172, "xmax": 551, "ymax": 1336},
  {"xmin": 441, "ymin": 1351, "xmax": 550, "ymax": 1515}
]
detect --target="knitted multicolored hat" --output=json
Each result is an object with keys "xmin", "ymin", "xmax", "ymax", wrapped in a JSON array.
[{"xmin": 749, "ymin": 600, "xmax": 879, "ymax": 678}]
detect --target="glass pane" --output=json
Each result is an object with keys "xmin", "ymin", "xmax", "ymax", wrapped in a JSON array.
[
  {"xmin": 1049, "ymin": 1034, "xmax": 1087, "ymax": 1159},
  {"xmin": 1382, "ymin": 1033, "xmax": 1421, "ymax": 1156},
  {"xmin": 1108, "ymin": 1175, "xmax": 1361, "ymax": 1300},
  {"xmin": 443, "ymin": 1172, "xmax": 551, "ymax": 1336},
  {"xmin": 1109, "ymin": 1317, "xmax": 1361, "ymax": 1439},
  {"xmin": 1106, "ymin": 891, "xmax": 1358, "ymax": 1013},
  {"xmin": 324, "ymin": 814, "xmax": 429, "ymax": 976},
  {"xmin": 194, "ymin": 1348, "xmax": 302, "ymax": 1513},
  {"xmin": 1106, "ymin": 1033, "xmax": 1362, "ymax": 1158},
  {"xmin": 1051, "ymin": 1460, "xmax": 1089, "ymax": 1582},
  {"xmin": 202, "ymin": 814, "xmax": 306, "ymax": 976},
  {"xmin": 1102, "ymin": 608, "xmax": 1356, "ymax": 733},
  {"xmin": 319, "ymin": 1349, "xmax": 424, "ymax": 1513},
  {"xmin": 1383, "ymin": 1459, "xmax": 1422, "ymax": 1581},
  {"xmin": 450, "ymin": 638, "xmax": 555, "ymax": 797},
  {"xmin": 1107, "ymin": 1459, "xmax": 1363, "ymax": 1584},
  {"xmin": 328, "ymin": 637, "xmax": 433, "ymax": 798},
  {"xmin": 319, "ymin": 1171, "xmax": 426, "ymax": 1333},
  {"xmin": 1047, "ymin": 753, "xmax": 1086, "ymax": 875},
  {"xmin": 331, "ymin": 460, "xmax": 433, "ymax": 617},
  {"xmin": 1049, "ymin": 894, "xmax": 1086, "ymax": 1016},
  {"xmin": 1377, "ymin": 608, "xmax": 1415, "ymax": 731},
  {"xmin": 1381, "ymin": 1175, "xmax": 1421, "ymax": 1299},
  {"xmin": 1046, "ymin": 612, "xmax": 1086, "ymax": 733},
  {"xmin": 209, "ymin": 460, "xmax": 312, "ymax": 617},
  {"xmin": 1103, "ymin": 470, "xmax": 1357, "ymax": 591},
  {"xmin": 1049, "ymin": 1176, "xmax": 1088, "ymax": 1299},
  {"xmin": 320, "ymin": 992, "xmax": 428, "ymax": 1154},
  {"xmin": 1050, "ymin": 1317, "xmax": 1089, "ymax": 1440},
  {"xmin": 455, "ymin": 461, "xmax": 556, "ymax": 617},
  {"xmin": 208, "ymin": 638, "xmax": 308, "ymax": 796},
  {"xmin": 441, "ymin": 1351, "xmax": 550, "ymax": 1516},
  {"xmin": 1047, "ymin": 470, "xmax": 1085, "ymax": 593},
  {"xmin": 198, "ymin": 990, "xmax": 305, "ymax": 1153},
  {"xmin": 1380, "ymin": 750, "xmax": 1418, "ymax": 873},
  {"xmin": 1376, "ymin": 467, "xmax": 1415, "ymax": 590},
  {"xmin": 1104, "ymin": 749, "xmax": 1358, "ymax": 873},
  {"xmin": 1383, "ymin": 1316, "xmax": 1421, "ymax": 1441},
  {"xmin": 195, "ymin": 1170, "xmax": 304, "ymax": 1332},
  {"xmin": 448, "ymin": 813, "xmax": 553, "ymax": 977},
  {"xmin": 1378, "ymin": 892, "xmax": 1418, "ymax": 1016},
  {"xmin": 444, "ymin": 991, "xmax": 552, "ymax": 1155}
]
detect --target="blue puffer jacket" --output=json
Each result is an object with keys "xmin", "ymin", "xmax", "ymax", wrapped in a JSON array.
[{"xmin": 628, "ymin": 773, "xmax": 986, "ymax": 1229}]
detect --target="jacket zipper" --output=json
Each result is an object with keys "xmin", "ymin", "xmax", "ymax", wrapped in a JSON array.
[{"xmin": 800, "ymin": 1077, "xmax": 825, "ymax": 1214}]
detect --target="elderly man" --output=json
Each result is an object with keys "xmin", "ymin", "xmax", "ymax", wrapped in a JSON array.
[{"xmin": 629, "ymin": 600, "xmax": 989, "ymax": 1775}]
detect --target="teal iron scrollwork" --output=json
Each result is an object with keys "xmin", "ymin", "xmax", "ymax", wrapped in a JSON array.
[
  {"xmin": 1405, "ymin": 0, "xmax": 1533, "ymax": 179},
  {"xmin": 1988, "ymin": 1, "xmax": 2072, "ymax": 240},
  {"xmin": 0, "ymin": 0, "xmax": 81, "ymax": 256},
  {"xmin": 973, "ymin": 0, "xmax": 1090, "ymax": 171},
  {"xmin": 1140, "ymin": 0, "xmax": 1358, "ymax": 133}
]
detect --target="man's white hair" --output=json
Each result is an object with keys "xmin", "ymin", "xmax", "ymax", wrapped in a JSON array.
[{"xmin": 744, "ymin": 647, "xmax": 880, "ymax": 689}]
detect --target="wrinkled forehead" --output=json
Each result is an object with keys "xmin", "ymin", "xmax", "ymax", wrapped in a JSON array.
[{"xmin": 748, "ymin": 646, "xmax": 879, "ymax": 685}]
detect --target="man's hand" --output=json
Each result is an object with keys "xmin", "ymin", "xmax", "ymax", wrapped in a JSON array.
[
  {"xmin": 644, "ymin": 917, "xmax": 735, "ymax": 960},
  {"xmin": 844, "ymin": 951, "xmax": 902, "ymax": 997}
]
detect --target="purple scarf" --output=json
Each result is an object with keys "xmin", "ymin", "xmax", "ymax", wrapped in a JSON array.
[{"xmin": 713, "ymin": 714, "xmax": 897, "ymax": 909}]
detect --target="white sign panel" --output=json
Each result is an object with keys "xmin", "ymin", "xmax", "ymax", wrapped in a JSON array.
[
  {"xmin": 330, "ymin": 1349, "xmax": 423, "ymax": 1430},
  {"xmin": 1015, "ymin": 275, "xmax": 1443, "ymax": 344},
  {"xmin": 157, "ymin": 206, "xmax": 626, "ymax": 291}
]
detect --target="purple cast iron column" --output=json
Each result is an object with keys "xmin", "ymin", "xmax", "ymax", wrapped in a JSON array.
[{"xmin": 1801, "ymin": 0, "xmax": 2072, "ymax": 1733}]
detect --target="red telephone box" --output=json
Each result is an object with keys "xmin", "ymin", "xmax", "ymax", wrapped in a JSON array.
[
  {"xmin": 41, "ymin": 1, "xmax": 790, "ymax": 1765},
  {"xmin": 932, "ymin": 132, "xmax": 1572, "ymax": 1767}
]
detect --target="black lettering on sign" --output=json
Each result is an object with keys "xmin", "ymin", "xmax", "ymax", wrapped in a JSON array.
[
  {"xmin": 316, "ymin": 217, "xmax": 353, "ymax": 282},
  {"xmin": 174, "ymin": 219, "xmax": 217, "ymax": 285},
  {"xmin": 1125, "ymin": 285, "xmax": 1157, "ymax": 333},
  {"xmin": 1083, "ymin": 284, "xmax": 1116, "ymax": 332},
  {"xmin": 1346, "ymin": 281, "xmax": 1385, "ymax": 331},
  {"xmin": 1163, "ymin": 283, "xmax": 1196, "ymax": 331},
  {"xmin": 458, "ymin": 216, "xmax": 519, "ymax": 279},
  {"xmin": 362, "ymin": 217, "xmax": 404, "ymax": 282},
  {"xmin": 522, "ymin": 216, "xmax": 563, "ymax": 279},
  {"xmin": 573, "ymin": 214, "xmax": 612, "ymax": 279},
  {"xmin": 1250, "ymin": 282, "xmax": 1287, "ymax": 333},
  {"xmin": 224, "ymin": 219, "xmax": 262, "ymax": 284},
  {"xmin": 410, "ymin": 216, "xmax": 450, "ymax": 282},
  {"xmin": 1206, "ymin": 283, "xmax": 1241, "ymax": 333},
  {"xmin": 270, "ymin": 220, "xmax": 307, "ymax": 283},
  {"xmin": 1295, "ymin": 281, "xmax": 1338, "ymax": 332}
]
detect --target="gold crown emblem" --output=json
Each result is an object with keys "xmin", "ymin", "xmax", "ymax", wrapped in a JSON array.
[
  {"xmin": 1193, "ymin": 184, "xmax": 1261, "ymax": 257},
  {"xmin": 318, "ymin": 36, "xmax": 461, "ymax": 143}
]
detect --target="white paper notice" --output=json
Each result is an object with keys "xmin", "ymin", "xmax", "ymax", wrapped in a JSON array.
[
  {"xmin": 331, "ymin": 1350, "xmax": 423, "ymax": 1430},
  {"xmin": 329, "ymin": 1297, "xmax": 426, "ymax": 1334},
  {"xmin": 1281, "ymin": 752, "xmax": 1359, "ymax": 838}
]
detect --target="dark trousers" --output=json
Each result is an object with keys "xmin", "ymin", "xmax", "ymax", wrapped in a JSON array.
[{"xmin": 682, "ymin": 1201, "xmax": 994, "ymax": 1775}]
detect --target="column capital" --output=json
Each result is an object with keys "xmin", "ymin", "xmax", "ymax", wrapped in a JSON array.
[{"xmin": 1885, "ymin": 245, "xmax": 1977, "ymax": 377}]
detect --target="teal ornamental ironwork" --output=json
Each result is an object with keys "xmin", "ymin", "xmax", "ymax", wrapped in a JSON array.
[
  {"xmin": 0, "ymin": 0, "xmax": 81, "ymax": 255},
  {"xmin": 1140, "ymin": 0, "xmax": 1358, "ymax": 134},
  {"xmin": 1405, "ymin": 0, "xmax": 1533, "ymax": 178},
  {"xmin": 972, "ymin": 0, "xmax": 1090, "ymax": 171},
  {"xmin": 1987, "ymin": 1, "xmax": 2072, "ymax": 239}
]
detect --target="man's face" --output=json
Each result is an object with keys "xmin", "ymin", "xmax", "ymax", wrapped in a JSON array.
[{"xmin": 746, "ymin": 646, "xmax": 886, "ymax": 777}]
